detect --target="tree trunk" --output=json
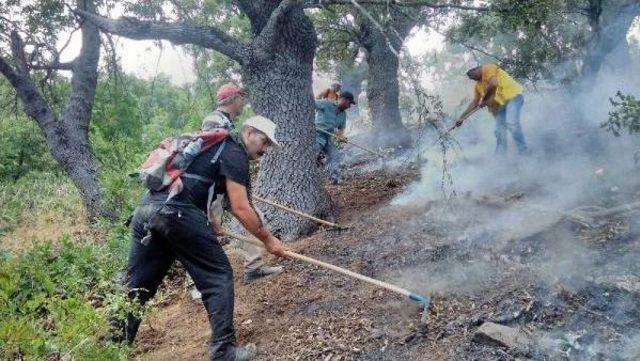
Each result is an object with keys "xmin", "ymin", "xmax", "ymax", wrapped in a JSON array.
[
  {"xmin": 60, "ymin": 0, "xmax": 110, "ymax": 220},
  {"xmin": 46, "ymin": 126, "xmax": 108, "ymax": 219},
  {"xmin": 357, "ymin": 10, "xmax": 415, "ymax": 148},
  {"xmin": 77, "ymin": 0, "xmax": 331, "ymax": 236},
  {"xmin": 242, "ymin": 5, "xmax": 331, "ymax": 239},
  {"xmin": 581, "ymin": 1, "xmax": 639, "ymax": 78},
  {"xmin": 364, "ymin": 43, "xmax": 411, "ymax": 147},
  {"xmin": 0, "ymin": 0, "xmax": 111, "ymax": 221}
]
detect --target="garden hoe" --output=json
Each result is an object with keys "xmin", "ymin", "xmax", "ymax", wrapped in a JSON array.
[{"xmin": 223, "ymin": 231, "xmax": 431, "ymax": 324}]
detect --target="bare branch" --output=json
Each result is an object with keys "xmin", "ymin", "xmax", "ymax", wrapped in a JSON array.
[
  {"xmin": 74, "ymin": 9, "xmax": 247, "ymax": 63},
  {"xmin": 306, "ymin": 0, "xmax": 496, "ymax": 12},
  {"xmin": 10, "ymin": 31, "xmax": 29, "ymax": 74},
  {"xmin": 30, "ymin": 61, "xmax": 76, "ymax": 71},
  {"xmin": 62, "ymin": 0, "xmax": 101, "ymax": 130}
]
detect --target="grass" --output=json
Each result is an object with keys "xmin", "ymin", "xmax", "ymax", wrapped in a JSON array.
[
  {"xmin": 0, "ymin": 172, "xmax": 83, "ymax": 240},
  {"xmin": 0, "ymin": 172, "xmax": 138, "ymax": 359}
]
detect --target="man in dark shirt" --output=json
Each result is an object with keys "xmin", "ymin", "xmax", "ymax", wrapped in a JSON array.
[
  {"xmin": 200, "ymin": 84, "xmax": 284, "ymax": 285},
  {"xmin": 125, "ymin": 116, "xmax": 286, "ymax": 360}
]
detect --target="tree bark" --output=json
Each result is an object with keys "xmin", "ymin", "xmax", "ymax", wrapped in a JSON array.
[
  {"xmin": 581, "ymin": 0, "xmax": 639, "ymax": 78},
  {"xmin": 337, "ymin": 59, "xmax": 367, "ymax": 107},
  {"xmin": 242, "ymin": 4, "xmax": 331, "ymax": 239},
  {"xmin": 357, "ymin": 9, "xmax": 415, "ymax": 148},
  {"xmin": 0, "ymin": 0, "xmax": 111, "ymax": 221}
]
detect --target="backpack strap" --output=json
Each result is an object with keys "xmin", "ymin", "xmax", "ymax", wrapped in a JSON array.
[
  {"xmin": 210, "ymin": 139, "xmax": 227, "ymax": 164},
  {"xmin": 181, "ymin": 173, "xmax": 214, "ymax": 183},
  {"xmin": 206, "ymin": 140, "xmax": 228, "ymax": 216}
]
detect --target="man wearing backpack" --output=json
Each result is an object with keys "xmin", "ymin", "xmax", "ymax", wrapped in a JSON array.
[
  {"xmin": 200, "ymin": 83, "xmax": 284, "ymax": 284},
  {"xmin": 125, "ymin": 116, "xmax": 287, "ymax": 360}
]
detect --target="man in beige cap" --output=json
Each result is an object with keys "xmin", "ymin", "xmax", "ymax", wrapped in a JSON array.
[
  {"xmin": 124, "ymin": 115, "xmax": 286, "ymax": 360},
  {"xmin": 200, "ymin": 84, "xmax": 284, "ymax": 284}
]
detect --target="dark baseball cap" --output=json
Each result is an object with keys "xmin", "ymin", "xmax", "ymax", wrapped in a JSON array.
[{"xmin": 340, "ymin": 91, "xmax": 357, "ymax": 105}]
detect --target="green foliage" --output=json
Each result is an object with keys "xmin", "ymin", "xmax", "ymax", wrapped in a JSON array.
[
  {"xmin": 448, "ymin": 0, "xmax": 590, "ymax": 81},
  {"xmin": 0, "ymin": 115, "xmax": 59, "ymax": 181},
  {"xmin": 0, "ymin": 227, "xmax": 131, "ymax": 360},
  {"xmin": 312, "ymin": 7, "xmax": 360, "ymax": 73},
  {"xmin": 90, "ymin": 73, "xmax": 212, "ymax": 214},
  {"xmin": 0, "ymin": 70, "xmax": 213, "ymax": 359},
  {"xmin": 602, "ymin": 91, "xmax": 640, "ymax": 137}
]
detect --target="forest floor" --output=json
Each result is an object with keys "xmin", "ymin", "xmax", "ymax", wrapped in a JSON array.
[{"xmin": 133, "ymin": 162, "xmax": 640, "ymax": 360}]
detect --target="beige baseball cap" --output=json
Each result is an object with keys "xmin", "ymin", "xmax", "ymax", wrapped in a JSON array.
[{"xmin": 243, "ymin": 115, "xmax": 280, "ymax": 148}]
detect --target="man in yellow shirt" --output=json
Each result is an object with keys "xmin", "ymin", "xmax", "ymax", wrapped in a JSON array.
[{"xmin": 455, "ymin": 63, "xmax": 528, "ymax": 154}]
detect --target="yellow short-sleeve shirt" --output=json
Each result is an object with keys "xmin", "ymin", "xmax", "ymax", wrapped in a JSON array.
[{"xmin": 474, "ymin": 63, "xmax": 523, "ymax": 112}]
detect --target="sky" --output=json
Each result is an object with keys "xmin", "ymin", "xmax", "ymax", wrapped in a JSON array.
[
  {"xmin": 58, "ymin": 27, "xmax": 444, "ymax": 85},
  {"xmin": 56, "ymin": 16, "xmax": 639, "ymax": 86}
]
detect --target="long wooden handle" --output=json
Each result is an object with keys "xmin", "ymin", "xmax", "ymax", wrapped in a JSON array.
[
  {"xmin": 448, "ymin": 106, "xmax": 481, "ymax": 132},
  {"xmin": 223, "ymin": 231, "xmax": 416, "ymax": 299},
  {"xmin": 317, "ymin": 128, "xmax": 386, "ymax": 158},
  {"xmin": 253, "ymin": 195, "xmax": 344, "ymax": 229}
]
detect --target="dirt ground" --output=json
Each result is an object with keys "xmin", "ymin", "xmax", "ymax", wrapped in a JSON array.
[{"xmin": 133, "ymin": 166, "xmax": 640, "ymax": 360}]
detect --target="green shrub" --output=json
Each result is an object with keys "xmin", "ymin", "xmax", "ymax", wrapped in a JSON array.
[
  {"xmin": 0, "ymin": 227, "xmax": 131, "ymax": 360},
  {"xmin": 602, "ymin": 91, "xmax": 640, "ymax": 137},
  {"xmin": 0, "ymin": 115, "xmax": 59, "ymax": 181}
]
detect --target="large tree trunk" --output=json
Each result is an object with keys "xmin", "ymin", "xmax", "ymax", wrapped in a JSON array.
[
  {"xmin": 242, "ymin": 5, "xmax": 331, "ymax": 239},
  {"xmin": 60, "ymin": 0, "xmax": 109, "ymax": 220},
  {"xmin": 357, "ymin": 10, "xmax": 414, "ymax": 148},
  {"xmin": 364, "ymin": 43, "xmax": 411, "ymax": 147},
  {"xmin": 337, "ymin": 59, "xmax": 367, "ymax": 104},
  {"xmin": 48, "ymin": 124, "xmax": 107, "ymax": 220},
  {"xmin": 581, "ymin": 0, "xmax": 639, "ymax": 78}
]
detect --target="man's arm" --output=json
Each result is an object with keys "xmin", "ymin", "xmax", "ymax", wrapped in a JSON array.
[
  {"xmin": 226, "ymin": 178, "xmax": 288, "ymax": 257},
  {"xmin": 480, "ymin": 76, "xmax": 498, "ymax": 106},
  {"xmin": 455, "ymin": 93, "xmax": 481, "ymax": 127}
]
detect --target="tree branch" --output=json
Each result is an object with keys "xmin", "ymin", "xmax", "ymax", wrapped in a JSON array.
[
  {"xmin": 0, "ymin": 32, "xmax": 57, "ymax": 129},
  {"xmin": 253, "ymin": 0, "xmax": 299, "ymax": 58},
  {"xmin": 30, "ymin": 61, "xmax": 76, "ymax": 71},
  {"xmin": 62, "ymin": 0, "xmax": 101, "ymax": 131},
  {"xmin": 306, "ymin": 0, "xmax": 496, "ymax": 11},
  {"xmin": 74, "ymin": 9, "xmax": 247, "ymax": 63}
]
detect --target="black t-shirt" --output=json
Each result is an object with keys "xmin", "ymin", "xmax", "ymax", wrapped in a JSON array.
[{"xmin": 142, "ymin": 138, "xmax": 249, "ymax": 212}]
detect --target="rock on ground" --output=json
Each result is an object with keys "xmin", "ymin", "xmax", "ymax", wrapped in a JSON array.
[{"xmin": 473, "ymin": 322, "xmax": 532, "ymax": 351}]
